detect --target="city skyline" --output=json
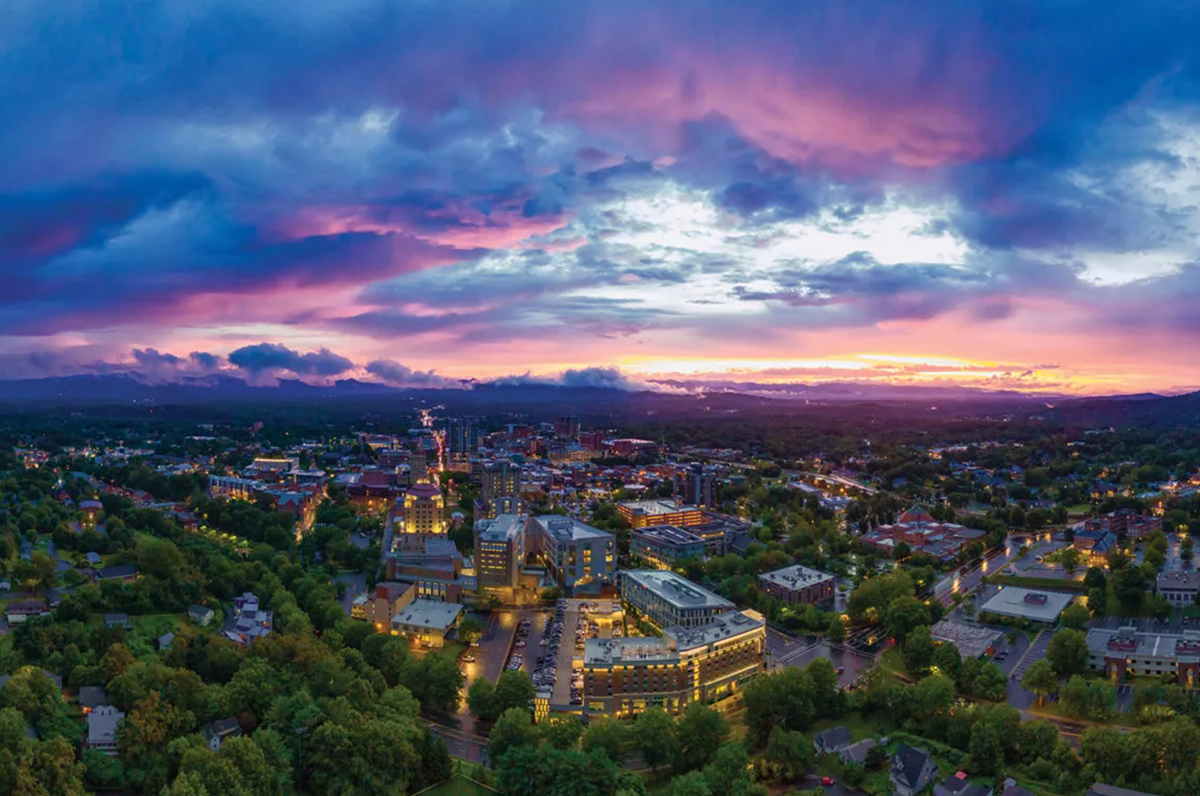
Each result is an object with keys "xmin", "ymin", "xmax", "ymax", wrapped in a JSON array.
[{"xmin": 5, "ymin": 2, "xmax": 1200, "ymax": 395}]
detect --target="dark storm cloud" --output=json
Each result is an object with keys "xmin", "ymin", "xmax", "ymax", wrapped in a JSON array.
[{"xmin": 228, "ymin": 343, "xmax": 354, "ymax": 377}]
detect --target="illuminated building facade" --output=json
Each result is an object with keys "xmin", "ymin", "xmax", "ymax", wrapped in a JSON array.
[
  {"xmin": 474, "ymin": 514, "xmax": 525, "ymax": 593},
  {"xmin": 631, "ymin": 525, "xmax": 707, "ymax": 569},
  {"xmin": 582, "ymin": 609, "xmax": 766, "ymax": 716},
  {"xmin": 400, "ymin": 482, "xmax": 446, "ymax": 538},
  {"xmin": 526, "ymin": 515, "xmax": 615, "ymax": 594},
  {"xmin": 617, "ymin": 500, "xmax": 705, "ymax": 530},
  {"xmin": 620, "ymin": 570, "xmax": 734, "ymax": 629}
]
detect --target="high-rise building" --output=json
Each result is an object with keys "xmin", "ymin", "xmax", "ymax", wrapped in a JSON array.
[
  {"xmin": 554, "ymin": 415, "xmax": 580, "ymax": 439},
  {"xmin": 674, "ymin": 464, "xmax": 718, "ymax": 509},
  {"xmin": 526, "ymin": 515, "xmax": 615, "ymax": 594},
  {"xmin": 445, "ymin": 418, "xmax": 478, "ymax": 470},
  {"xmin": 399, "ymin": 482, "xmax": 446, "ymax": 540},
  {"xmin": 481, "ymin": 460, "xmax": 521, "ymax": 501},
  {"xmin": 474, "ymin": 514, "xmax": 526, "ymax": 593}
]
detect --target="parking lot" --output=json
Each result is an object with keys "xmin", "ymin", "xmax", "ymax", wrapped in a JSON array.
[{"xmin": 1010, "ymin": 627, "xmax": 1056, "ymax": 682}]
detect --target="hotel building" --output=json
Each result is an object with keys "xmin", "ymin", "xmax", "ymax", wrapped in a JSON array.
[
  {"xmin": 620, "ymin": 570, "xmax": 734, "ymax": 628},
  {"xmin": 582, "ymin": 609, "xmax": 766, "ymax": 717}
]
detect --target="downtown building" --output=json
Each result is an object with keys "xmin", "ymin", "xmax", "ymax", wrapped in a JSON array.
[
  {"xmin": 525, "ymin": 514, "xmax": 616, "ymax": 594},
  {"xmin": 757, "ymin": 564, "xmax": 836, "ymax": 606},
  {"xmin": 630, "ymin": 525, "xmax": 708, "ymax": 569},
  {"xmin": 619, "ymin": 569, "xmax": 734, "ymax": 628},
  {"xmin": 617, "ymin": 499, "xmax": 706, "ymax": 530},
  {"xmin": 582, "ymin": 608, "xmax": 766, "ymax": 717}
]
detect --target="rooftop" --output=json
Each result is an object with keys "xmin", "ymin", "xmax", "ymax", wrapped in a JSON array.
[
  {"xmin": 978, "ymin": 587, "xmax": 1074, "ymax": 622},
  {"xmin": 621, "ymin": 570, "xmax": 734, "ymax": 611},
  {"xmin": 528, "ymin": 514, "xmax": 612, "ymax": 543},
  {"xmin": 758, "ymin": 564, "xmax": 835, "ymax": 590},
  {"xmin": 475, "ymin": 514, "xmax": 523, "ymax": 542},
  {"xmin": 1157, "ymin": 570, "xmax": 1200, "ymax": 590},
  {"xmin": 1087, "ymin": 626, "xmax": 1200, "ymax": 659},
  {"xmin": 391, "ymin": 599, "xmax": 464, "ymax": 631},
  {"xmin": 584, "ymin": 609, "xmax": 764, "ymax": 664},
  {"xmin": 619, "ymin": 499, "xmax": 702, "ymax": 516},
  {"xmin": 930, "ymin": 620, "xmax": 1004, "ymax": 659},
  {"xmin": 664, "ymin": 609, "xmax": 765, "ymax": 651},
  {"xmin": 632, "ymin": 525, "xmax": 706, "ymax": 546}
]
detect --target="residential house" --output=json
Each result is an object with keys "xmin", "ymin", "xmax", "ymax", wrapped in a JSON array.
[
  {"xmin": 85, "ymin": 706, "xmax": 124, "ymax": 755},
  {"xmin": 5, "ymin": 600, "xmax": 47, "ymax": 625},
  {"xmin": 78, "ymin": 686, "xmax": 109, "ymax": 716},
  {"xmin": 92, "ymin": 564, "xmax": 138, "ymax": 583},
  {"xmin": 84, "ymin": 552, "xmax": 103, "ymax": 566},
  {"xmin": 892, "ymin": 745, "xmax": 938, "ymax": 796},
  {"xmin": 202, "ymin": 718, "xmax": 243, "ymax": 752},
  {"xmin": 935, "ymin": 772, "xmax": 991, "ymax": 796},
  {"xmin": 156, "ymin": 632, "xmax": 174, "ymax": 651},
  {"xmin": 104, "ymin": 613, "xmax": 132, "ymax": 630},
  {"xmin": 813, "ymin": 726, "xmax": 853, "ymax": 756}
]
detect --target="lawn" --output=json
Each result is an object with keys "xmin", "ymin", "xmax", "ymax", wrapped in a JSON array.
[{"xmin": 416, "ymin": 776, "xmax": 500, "ymax": 796}]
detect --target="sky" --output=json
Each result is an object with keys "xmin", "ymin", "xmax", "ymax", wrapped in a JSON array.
[{"xmin": 4, "ymin": 1, "xmax": 1200, "ymax": 395}]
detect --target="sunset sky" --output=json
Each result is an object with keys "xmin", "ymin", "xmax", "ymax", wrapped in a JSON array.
[{"xmin": 4, "ymin": 1, "xmax": 1200, "ymax": 394}]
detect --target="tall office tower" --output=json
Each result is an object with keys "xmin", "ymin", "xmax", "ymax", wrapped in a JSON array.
[
  {"xmin": 675, "ymin": 464, "xmax": 718, "ymax": 509},
  {"xmin": 445, "ymin": 418, "xmax": 478, "ymax": 469},
  {"xmin": 481, "ymin": 460, "xmax": 521, "ymax": 501},
  {"xmin": 554, "ymin": 415, "xmax": 580, "ymax": 439}
]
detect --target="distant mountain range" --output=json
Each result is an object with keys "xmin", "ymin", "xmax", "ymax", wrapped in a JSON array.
[{"xmin": 0, "ymin": 373, "xmax": 1196, "ymax": 427}]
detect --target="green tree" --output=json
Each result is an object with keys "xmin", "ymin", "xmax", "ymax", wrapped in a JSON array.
[
  {"xmin": 634, "ymin": 708, "xmax": 678, "ymax": 773},
  {"xmin": 581, "ymin": 717, "xmax": 631, "ymax": 763},
  {"xmin": 673, "ymin": 703, "xmax": 729, "ymax": 773},
  {"xmin": 931, "ymin": 642, "xmax": 963, "ymax": 682},
  {"xmin": 884, "ymin": 596, "xmax": 930, "ymax": 644},
  {"xmin": 1059, "ymin": 604, "xmax": 1090, "ymax": 630},
  {"xmin": 1047, "ymin": 629, "xmax": 1089, "ymax": 677},
  {"xmin": 487, "ymin": 708, "xmax": 538, "ymax": 762},
  {"xmin": 539, "ymin": 716, "xmax": 584, "ymax": 750},
  {"xmin": 763, "ymin": 727, "xmax": 811, "ymax": 783},
  {"xmin": 826, "ymin": 615, "xmax": 846, "ymax": 643},
  {"xmin": 467, "ymin": 678, "xmax": 498, "ymax": 723},
  {"xmin": 493, "ymin": 670, "xmax": 536, "ymax": 715},
  {"xmin": 969, "ymin": 721, "xmax": 1004, "ymax": 778},
  {"xmin": 903, "ymin": 626, "xmax": 936, "ymax": 676},
  {"xmin": 1021, "ymin": 659, "xmax": 1059, "ymax": 706}
]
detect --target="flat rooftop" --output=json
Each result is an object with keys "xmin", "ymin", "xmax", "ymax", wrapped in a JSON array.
[
  {"xmin": 930, "ymin": 620, "xmax": 1004, "ymax": 658},
  {"xmin": 1157, "ymin": 570, "xmax": 1200, "ymax": 590},
  {"xmin": 978, "ymin": 587, "xmax": 1073, "ymax": 622},
  {"xmin": 664, "ymin": 609, "xmax": 765, "ymax": 651},
  {"xmin": 621, "ymin": 570, "xmax": 734, "ymax": 611},
  {"xmin": 529, "ymin": 515, "xmax": 612, "ymax": 543},
  {"xmin": 1086, "ymin": 626, "xmax": 1200, "ymax": 660},
  {"xmin": 475, "ymin": 514, "xmax": 523, "ymax": 542},
  {"xmin": 619, "ymin": 500, "xmax": 701, "ymax": 516},
  {"xmin": 584, "ymin": 610, "xmax": 764, "ymax": 665},
  {"xmin": 633, "ymin": 525, "xmax": 706, "ymax": 546},
  {"xmin": 391, "ymin": 599, "xmax": 463, "ymax": 630},
  {"xmin": 758, "ymin": 564, "xmax": 834, "ymax": 590}
]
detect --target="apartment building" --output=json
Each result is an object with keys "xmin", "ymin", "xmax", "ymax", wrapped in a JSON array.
[
  {"xmin": 620, "ymin": 570, "xmax": 734, "ymax": 628},
  {"xmin": 582, "ymin": 609, "xmax": 765, "ymax": 717},
  {"xmin": 757, "ymin": 564, "xmax": 835, "ymax": 606},
  {"xmin": 525, "ymin": 515, "xmax": 615, "ymax": 593},
  {"xmin": 631, "ymin": 525, "xmax": 708, "ymax": 569}
]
